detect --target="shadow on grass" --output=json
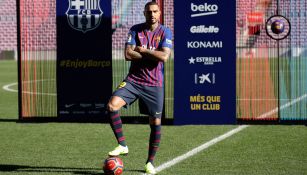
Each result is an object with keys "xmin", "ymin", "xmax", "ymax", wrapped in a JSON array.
[
  {"xmin": 0, "ymin": 117, "xmax": 174, "ymax": 125},
  {"xmin": 0, "ymin": 119, "xmax": 18, "ymax": 123},
  {"xmin": 0, "ymin": 164, "xmax": 144, "ymax": 174}
]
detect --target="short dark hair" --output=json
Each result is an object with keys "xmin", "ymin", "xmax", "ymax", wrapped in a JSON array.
[{"xmin": 144, "ymin": 1, "xmax": 159, "ymax": 10}]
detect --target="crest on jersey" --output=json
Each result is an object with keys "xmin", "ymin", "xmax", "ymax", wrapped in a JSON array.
[
  {"xmin": 66, "ymin": 0, "xmax": 103, "ymax": 33},
  {"xmin": 154, "ymin": 36, "xmax": 161, "ymax": 43}
]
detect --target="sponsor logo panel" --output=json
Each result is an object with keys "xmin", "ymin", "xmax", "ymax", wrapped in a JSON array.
[
  {"xmin": 191, "ymin": 2, "xmax": 219, "ymax": 17},
  {"xmin": 194, "ymin": 73, "xmax": 216, "ymax": 85},
  {"xmin": 190, "ymin": 94, "xmax": 221, "ymax": 111},
  {"xmin": 188, "ymin": 56, "xmax": 222, "ymax": 65},
  {"xmin": 187, "ymin": 41, "xmax": 223, "ymax": 48},
  {"xmin": 190, "ymin": 25, "xmax": 219, "ymax": 34}
]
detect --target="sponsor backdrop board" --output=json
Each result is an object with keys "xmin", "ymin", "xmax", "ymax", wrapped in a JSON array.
[
  {"xmin": 174, "ymin": 0, "xmax": 236, "ymax": 124},
  {"xmin": 56, "ymin": 0, "xmax": 112, "ymax": 119}
]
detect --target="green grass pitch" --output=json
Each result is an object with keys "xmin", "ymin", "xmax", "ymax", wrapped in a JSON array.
[{"xmin": 0, "ymin": 60, "xmax": 307, "ymax": 174}]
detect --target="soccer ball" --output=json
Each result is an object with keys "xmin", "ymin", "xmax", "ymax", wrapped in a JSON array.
[
  {"xmin": 271, "ymin": 20, "xmax": 285, "ymax": 34},
  {"xmin": 103, "ymin": 157, "xmax": 124, "ymax": 175}
]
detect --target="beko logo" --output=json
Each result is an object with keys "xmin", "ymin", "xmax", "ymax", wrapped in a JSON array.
[{"xmin": 191, "ymin": 3, "xmax": 218, "ymax": 17}]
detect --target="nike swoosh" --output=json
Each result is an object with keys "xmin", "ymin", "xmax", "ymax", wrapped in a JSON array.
[
  {"xmin": 65, "ymin": 104, "xmax": 74, "ymax": 108},
  {"xmin": 155, "ymin": 112, "xmax": 162, "ymax": 115}
]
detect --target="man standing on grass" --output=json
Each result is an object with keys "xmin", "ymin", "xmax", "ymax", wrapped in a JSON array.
[{"xmin": 106, "ymin": 1, "xmax": 172, "ymax": 174}]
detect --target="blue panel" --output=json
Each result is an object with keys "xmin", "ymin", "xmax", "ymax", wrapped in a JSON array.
[
  {"xmin": 174, "ymin": 0, "xmax": 236, "ymax": 124},
  {"xmin": 56, "ymin": 0, "xmax": 112, "ymax": 119}
]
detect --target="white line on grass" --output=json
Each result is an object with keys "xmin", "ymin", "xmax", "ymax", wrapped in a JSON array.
[
  {"xmin": 2, "ymin": 79, "xmax": 56, "ymax": 96},
  {"xmin": 257, "ymin": 93, "xmax": 307, "ymax": 119},
  {"xmin": 239, "ymin": 98, "xmax": 294, "ymax": 101},
  {"xmin": 153, "ymin": 125, "xmax": 249, "ymax": 174},
  {"xmin": 2, "ymin": 82, "xmax": 18, "ymax": 93},
  {"xmin": 142, "ymin": 93, "xmax": 307, "ymax": 174}
]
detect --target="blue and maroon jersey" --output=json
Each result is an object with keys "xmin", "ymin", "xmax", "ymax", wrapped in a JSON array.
[{"xmin": 125, "ymin": 23, "xmax": 173, "ymax": 87}]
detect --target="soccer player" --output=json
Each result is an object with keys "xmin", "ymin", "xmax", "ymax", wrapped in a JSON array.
[{"xmin": 107, "ymin": 2, "xmax": 172, "ymax": 174}]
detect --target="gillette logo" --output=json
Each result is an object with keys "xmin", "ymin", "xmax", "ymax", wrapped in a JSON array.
[{"xmin": 191, "ymin": 3, "xmax": 218, "ymax": 17}]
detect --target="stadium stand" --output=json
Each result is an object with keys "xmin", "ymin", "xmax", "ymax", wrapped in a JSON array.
[
  {"xmin": 0, "ymin": 0, "xmax": 17, "ymax": 59},
  {"xmin": 0, "ymin": 0, "xmax": 173, "ymax": 59}
]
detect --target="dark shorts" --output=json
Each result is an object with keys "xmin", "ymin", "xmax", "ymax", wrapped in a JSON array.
[{"xmin": 112, "ymin": 81, "xmax": 164, "ymax": 118}]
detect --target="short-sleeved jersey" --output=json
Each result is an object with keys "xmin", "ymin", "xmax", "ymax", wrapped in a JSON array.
[{"xmin": 125, "ymin": 23, "xmax": 172, "ymax": 87}]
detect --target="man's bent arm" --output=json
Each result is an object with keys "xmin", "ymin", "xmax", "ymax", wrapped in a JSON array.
[
  {"xmin": 136, "ymin": 46, "xmax": 171, "ymax": 62},
  {"xmin": 125, "ymin": 44, "xmax": 143, "ymax": 61}
]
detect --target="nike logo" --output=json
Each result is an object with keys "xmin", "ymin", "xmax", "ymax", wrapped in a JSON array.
[
  {"xmin": 155, "ymin": 112, "xmax": 162, "ymax": 115},
  {"xmin": 65, "ymin": 104, "xmax": 74, "ymax": 108}
]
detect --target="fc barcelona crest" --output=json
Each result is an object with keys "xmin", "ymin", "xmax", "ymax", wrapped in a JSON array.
[{"xmin": 66, "ymin": 0, "xmax": 103, "ymax": 33}]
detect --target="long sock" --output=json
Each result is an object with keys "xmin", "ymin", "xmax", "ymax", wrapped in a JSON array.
[
  {"xmin": 147, "ymin": 124, "xmax": 161, "ymax": 165},
  {"xmin": 109, "ymin": 110, "xmax": 126, "ymax": 146}
]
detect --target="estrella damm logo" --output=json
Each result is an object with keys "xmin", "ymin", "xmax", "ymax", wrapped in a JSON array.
[
  {"xmin": 117, "ymin": 82, "xmax": 126, "ymax": 89},
  {"xmin": 66, "ymin": 0, "xmax": 103, "ymax": 33}
]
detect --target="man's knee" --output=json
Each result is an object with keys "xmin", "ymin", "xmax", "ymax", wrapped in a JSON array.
[
  {"xmin": 107, "ymin": 102, "xmax": 120, "ymax": 112},
  {"xmin": 149, "ymin": 117, "xmax": 161, "ymax": 125},
  {"xmin": 107, "ymin": 96, "xmax": 126, "ymax": 112}
]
